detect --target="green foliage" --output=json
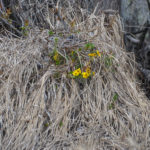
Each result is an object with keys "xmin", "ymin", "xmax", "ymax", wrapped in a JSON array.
[
  {"xmin": 49, "ymin": 37, "xmax": 66, "ymax": 65},
  {"xmin": 44, "ymin": 123, "xmax": 49, "ymax": 127},
  {"xmin": 109, "ymin": 92, "xmax": 119, "ymax": 109},
  {"xmin": 113, "ymin": 92, "xmax": 118, "ymax": 101},
  {"xmin": 84, "ymin": 43, "xmax": 95, "ymax": 50},
  {"xmin": 54, "ymin": 37, "xmax": 59, "ymax": 51},
  {"xmin": 48, "ymin": 30, "xmax": 54, "ymax": 36},
  {"xmin": 52, "ymin": 50, "xmax": 65, "ymax": 65},
  {"xmin": 44, "ymin": 122, "xmax": 51, "ymax": 128},
  {"xmin": 59, "ymin": 121, "xmax": 63, "ymax": 127},
  {"xmin": 20, "ymin": 26, "xmax": 28, "ymax": 36},
  {"xmin": 58, "ymin": 33, "xmax": 63, "ymax": 37},
  {"xmin": 54, "ymin": 37, "xmax": 58, "ymax": 44},
  {"xmin": 48, "ymin": 38, "xmax": 117, "ymax": 81},
  {"xmin": 70, "ymin": 50, "xmax": 78, "ymax": 63},
  {"xmin": 104, "ymin": 56, "xmax": 113, "ymax": 68}
]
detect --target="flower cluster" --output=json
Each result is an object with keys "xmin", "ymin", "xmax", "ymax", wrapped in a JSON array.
[
  {"xmin": 82, "ymin": 72, "xmax": 90, "ymax": 78},
  {"xmin": 49, "ymin": 39, "xmax": 103, "ymax": 80},
  {"xmin": 72, "ymin": 68, "xmax": 81, "ymax": 76},
  {"xmin": 81, "ymin": 67, "xmax": 93, "ymax": 78},
  {"xmin": 88, "ymin": 50, "xmax": 101, "ymax": 57},
  {"xmin": 72, "ymin": 67, "xmax": 95, "ymax": 79}
]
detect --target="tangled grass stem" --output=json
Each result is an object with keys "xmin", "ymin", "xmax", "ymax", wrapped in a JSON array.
[{"xmin": 0, "ymin": 4, "xmax": 149, "ymax": 150}]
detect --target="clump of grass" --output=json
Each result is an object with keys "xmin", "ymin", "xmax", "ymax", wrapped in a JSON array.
[{"xmin": 0, "ymin": 3, "xmax": 149, "ymax": 150}]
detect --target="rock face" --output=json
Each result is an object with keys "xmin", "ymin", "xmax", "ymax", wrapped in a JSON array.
[
  {"xmin": 96, "ymin": 0, "xmax": 120, "ymax": 10},
  {"xmin": 120, "ymin": 0, "xmax": 150, "ymax": 68},
  {"xmin": 85, "ymin": 0, "xmax": 149, "ymax": 30},
  {"xmin": 79, "ymin": 0, "xmax": 119, "ymax": 11},
  {"xmin": 120, "ymin": 0, "xmax": 150, "ymax": 32},
  {"xmin": 119, "ymin": 0, "xmax": 150, "ymax": 97}
]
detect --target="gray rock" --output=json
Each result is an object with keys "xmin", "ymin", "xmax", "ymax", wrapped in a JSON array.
[{"xmin": 120, "ymin": 0, "xmax": 150, "ymax": 31}]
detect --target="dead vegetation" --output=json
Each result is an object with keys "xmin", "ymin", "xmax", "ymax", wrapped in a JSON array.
[{"xmin": 0, "ymin": 1, "xmax": 150, "ymax": 150}]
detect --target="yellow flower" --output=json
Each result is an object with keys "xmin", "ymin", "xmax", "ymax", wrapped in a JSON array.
[
  {"xmin": 72, "ymin": 68, "xmax": 81, "ymax": 76},
  {"xmin": 88, "ymin": 53, "xmax": 97, "ymax": 57},
  {"xmin": 86, "ymin": 67, "xmax": 91, "ymax": 74},
  {"xmin": 96, "ymin": 50, "xmax": 101, "ymax": 56},
  {"xmin": 72, "ymin": 71, "xmax": 79, "ymax": 76},
  {"xmin": 53, "ymin": 53, "xmax": 59, "ymax": 61},
  {"xmin": 76, "ymin": 68, "xmax": 81, "ymax": 74},
  {"xmin": 82, "ymin": 72, "xmax": 90, "ymax": 78},
  {"xmin": 92, "ymin": 72, "xmax": 95, "ymax": 76}
]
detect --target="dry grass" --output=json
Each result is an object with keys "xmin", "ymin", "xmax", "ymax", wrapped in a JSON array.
[{"xmin": 0, "ymin": 4, "xmax": 150, "ymax": 150}]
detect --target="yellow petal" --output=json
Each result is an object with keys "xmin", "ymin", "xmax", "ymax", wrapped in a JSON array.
[
  {"xmin": 86, "ymin": 68, "xmax": 91, "ymax": 74},
  {"xmin": 96, "ymin": 50, "xmax": 101, "ymax": 56}
]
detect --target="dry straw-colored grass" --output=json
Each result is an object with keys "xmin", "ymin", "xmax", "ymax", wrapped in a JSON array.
[{"xmin": 0, "ymin": 4, "xmax": 150, "ymax": 150}]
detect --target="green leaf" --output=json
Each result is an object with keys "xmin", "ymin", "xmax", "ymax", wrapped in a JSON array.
[
  {"xmin": 49, "ymin": 30, "xmax": 54, "ymax": 36},
  {"xmin": 109, "ymin": 103, "xmax": 114, "ymax": 109},
  {"xmin": 55, "ymin": 61, "xmax": 60, "ymax": 65},
  {"xmin": 20, "ymin": 26, "xmax": 25, "ymax": 30},
  {"xmin": 108, "ymin": 93, "xmax": 118, "ymax": 110},
  {"xmin": 105, "ymin": 56, "xmax": 113, "ymax": 68},
  {"xmin": 113, "ymin": 93, "xmax": 118, "ymax": 102},
  {"xmin": 78, "ymin": 48, "xmax": 82, "ymax": 51},
  {"xmin": 54, "ymin": 37, "xmax": 58, "ymax": 43},
  {"xmin": 59, "ymin": 121, "xmax": 63, "ymax": 127},
  {"xmin": 85, "ymin": 43, "xmax": 95, "ymax": 50},
  {"xmin": 44, "ymin": 123, "xmax": 49, "ymax": 127}
]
